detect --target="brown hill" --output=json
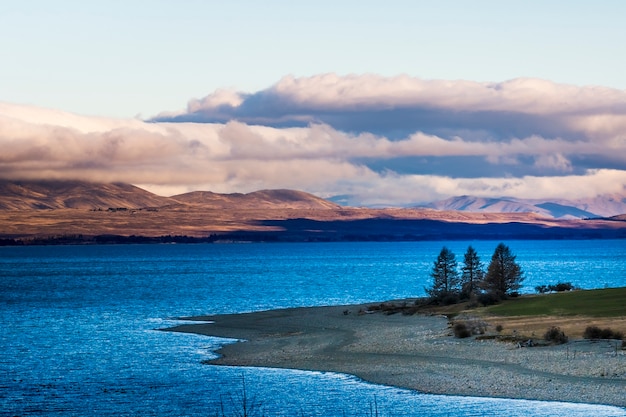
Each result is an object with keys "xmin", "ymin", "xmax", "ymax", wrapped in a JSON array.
[
  {"xmin": 0, "ymin": 180, "xmax": 171, "ymax": 210},
  {"xmin": 0, "ymin": 180, "xmax": 340, "ymax": 211},
  {"xmin": 0, "ymin": 180, "xmax": 625, "ymax": 242},
  {"xmin": 171, "ymin": 189, "xmax": 341, "ymax": 210}
]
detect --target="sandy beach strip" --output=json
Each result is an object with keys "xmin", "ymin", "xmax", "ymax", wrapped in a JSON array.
[{"xmin": 166, "ymin": 303, "xmax": 626, "ymax": 408}]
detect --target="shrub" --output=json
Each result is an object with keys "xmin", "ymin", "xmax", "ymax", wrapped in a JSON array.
[
  {"xmin": 440, "ymin": 292, "xmax": 460, "ymax": 306},
  {"xmin": 583, "ymin": 325, "xmax": 602, "ymax": 339},
  {"xmin": 602, "ymin": 328, "xmax": 623, "ymax": 340},
  {"xmin": 477, "ymin": 292, "xmax": 499, "ymax": 306},
  {"xmin": 544, "ymin": 326, "xmax": 568, "ymax": 344},
  {"xmin": 550, "ymin": 282, "xmax": 574, "ymax": 292},
  {"xmin": 536, "ymin": 282, "xmax": 574, "ymax": 293},
  {"xmin": 495, "ymin": 324, "xmax": 504, "ymax": 333},
  {"xmin": 600, "ymin": 328, "xmax": 614, "ymax": 339},
  {"xmin": 452, "ymin": 319, "xmax": 488, "ymax": 338},
  {"xmin": 453, "ymin": 322, "xmax": 471, "ymax": 338},
  {"xmin": 584, "ymin": 326, "xmax": 624, "ymax": 340}
]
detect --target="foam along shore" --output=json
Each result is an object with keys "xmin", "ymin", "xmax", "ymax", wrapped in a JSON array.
[{"xmin": 166, "ymin": 303, "xmax": 626, "ymax": 408}]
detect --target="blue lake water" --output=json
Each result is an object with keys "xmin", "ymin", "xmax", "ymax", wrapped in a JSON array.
[{"xmin": 1, "ymin": 240, "xmax": 625, "ymax": 416}]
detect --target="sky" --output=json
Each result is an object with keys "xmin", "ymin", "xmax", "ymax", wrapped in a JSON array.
[{"xmin": 1, "ymin": 1, "xmax": 626, "ymax": 206}]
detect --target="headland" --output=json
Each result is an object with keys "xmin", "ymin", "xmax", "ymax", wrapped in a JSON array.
[{"xmin": 167, "ymin": 302, "xmax": 626, "ymax": 408}]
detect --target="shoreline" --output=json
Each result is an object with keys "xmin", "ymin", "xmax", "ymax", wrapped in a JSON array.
[{"xmin": 166, "ymin": 303, "xmax": 626, "ymax": 408}]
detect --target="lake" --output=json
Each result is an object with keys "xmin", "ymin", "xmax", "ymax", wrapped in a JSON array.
[{"xmin": 1, "ymin": 240, "xmax": 625, "ymax": 416}]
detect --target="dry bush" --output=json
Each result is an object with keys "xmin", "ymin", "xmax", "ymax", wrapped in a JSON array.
[
  {"xmin": 583, "ymin": 325, "xmax": 624, "ymax": 340},
  {"xmin": 453, "ymin": 322, "xmax": 471, "ymax": 338},
  {"xmin": 544, "ymin": 326, "xmax": 568, "ymax": 345},
  {"xmin": 452, "ymin": 319, "xmax": 488, "ymax": 338}
]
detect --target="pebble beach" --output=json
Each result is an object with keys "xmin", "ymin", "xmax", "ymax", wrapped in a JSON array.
[{"xmin": 168, "ymin": 303, "xmax": 626, "ymax": 408}]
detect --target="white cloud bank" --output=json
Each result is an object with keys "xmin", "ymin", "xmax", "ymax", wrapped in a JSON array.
[
  {"xmin": 156, "ymin": 74, "xmax": 626, "ymax": 143},
  {"xmin": 1, "ymin": 74, "xmax": 626, "ymax": 206}
]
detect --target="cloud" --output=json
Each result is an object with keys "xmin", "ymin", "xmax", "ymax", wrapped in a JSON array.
[
  {"xmin": 1, "ymin": 73, "xmax": 626, "ymax": 207},
  {"xmin": 152, "ymin": 74, "xmax": 626, "ymax": 143},
  {"xmin": 534, "ymin": 153, "xmax": 573, "ymax": 172}
]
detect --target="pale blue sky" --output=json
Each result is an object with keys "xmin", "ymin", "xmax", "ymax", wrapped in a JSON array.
[{"xmin": 2, "ymin": 0, "xmax": 625, "ymax": 118}]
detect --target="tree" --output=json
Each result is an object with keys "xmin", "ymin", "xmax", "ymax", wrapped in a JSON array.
[
  {"xmin": 483, "ymin": 243, "xmax": 523, "ymax": 299},
  {"xmin": 460, "ymin": 245, "xmax": 484, "ymax": 298},
  {"xmin": 426, "ymin": 246, "xmax": 459, "ymax": 302}
]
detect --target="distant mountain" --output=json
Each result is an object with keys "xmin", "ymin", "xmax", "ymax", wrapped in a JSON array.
[
  {"xmin": 425, "ymin": 196, "xmax": 545, "ymax": 215},
  {"xmin": 4, "ymin": 179, "xmax": 623, "ymax": 218},
  {"xmin": 566, "ymin": 193, "xmax": 626, "ymax": 218},
  {"xmin": 0, "ymin": 180, "xmax": 341, "ymax": 211},
  {"xmin": 0, "ymin": 180, "xmax": 171, "ymax": 210},
  {"xmin": 1, "ymin": 180, "xmax": 626, "ymax": 242},
  {"xmin": 533, "ymin": 202, "xmax": 598, "ymax": 219},
  {"xmin": 171, "ymin": 189, "xmax": 341, "ymax": 210},
  {"xmin": 422, "ymin": 194, "xmax": 626, "ymax": 219}
]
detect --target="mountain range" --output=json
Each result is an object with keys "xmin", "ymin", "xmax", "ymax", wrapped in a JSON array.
[
  {"xmin": 421, "ymin": 194, "xmax": 626, "ymax": 219},
  {"xmin": 2, "ymin": 179, "xmax": 624, "ymax": 219},
  {"xmin": 0, "ymin": 180, "xmax": 624, "ymax": 243},
  {"xmin": 0, "ymin": 180, "xmax": 339, "ymax": 211}
]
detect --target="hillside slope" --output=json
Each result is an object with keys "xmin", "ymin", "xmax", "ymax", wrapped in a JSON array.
[
  {"xmin": 0, "ymin": 180, "xmax": 340, "ymax": 211},
  {"xmin": 1, "ymin": 180, "xmax": 624, "ymax": 243},
  {"xmin": 423, "ymin": 194, "xmax": 625, "ymax": 219},
  {"xmin": 0, "ymin": 180, "xmax": 171, "ymax": 210},
  {"xmin": 171, "ymin": 189, "xmax": 341, "ymax": 210}
]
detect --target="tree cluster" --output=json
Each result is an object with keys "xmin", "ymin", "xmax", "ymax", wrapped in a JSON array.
[{"xmin": 426, "ymin": 243, "xmax": 523, "ymax": 305}]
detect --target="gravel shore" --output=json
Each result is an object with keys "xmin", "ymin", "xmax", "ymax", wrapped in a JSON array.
[{"xmin": 167, "ymin": 304, "xmax": 626, "ymax": 408}]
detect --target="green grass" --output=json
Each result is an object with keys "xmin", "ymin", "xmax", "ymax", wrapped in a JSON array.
[{"xmin": 485, "ymin": 287, "xmax": 626, "ymax": 317}]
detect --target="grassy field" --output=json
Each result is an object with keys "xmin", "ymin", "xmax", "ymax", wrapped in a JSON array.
[
  {"xmin": 485, "ymin": 287, "xmax": 626, "ymax": 317},
  {"xmin": 480, "ymin": 287, "xmax": 626, "ymax": 340}
]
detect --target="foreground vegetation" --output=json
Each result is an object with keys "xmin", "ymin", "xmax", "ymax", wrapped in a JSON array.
[
  {"xmin": 419, "ymin": 242, "xmax": 625, "ymax": 345},
  {"xmin": 367, "ymin": 287, "xmax": 626, "ymax": 345},
  {"xmin": 485, "ymin": 287, "xmax": 626, "ymax": 318},
  {"xmin": 426, "ymin": 243, "xmax": 523, "ymax": 305},
  {"xmin": 480, "ymin": 287, "xmax": 626, "ymax": 344}
]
